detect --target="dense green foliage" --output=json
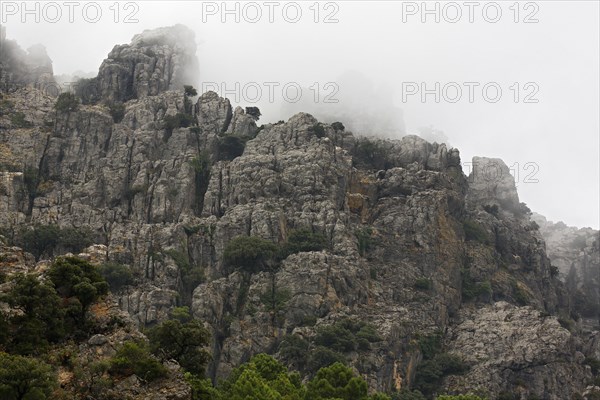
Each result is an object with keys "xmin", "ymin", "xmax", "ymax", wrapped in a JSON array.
[
  {"xmin": 1, "ymin": 257, "xmax": 109, "ymax": 355},
  {"xmin": 108, "ymin": 102, "xmax": 125, "ymax": 123},
  {"xmin": 461, "ymin": 269, "xmax": 492, "ymax": 301},
  {"xmin": 109, "ymin": 341, "xmax": 167, "ymax": 382},
  {"xmin": 331, "ymin": 121, "xmax": 345, "ymax": 131},
  {"xmin": 278, "ymin": 319, "xmax": 382, "ymax": 374},
  {"xmin": 281, "ymin": 228, "xmax": 328, "ymax": 257},
  {"xmin": 184, "ymin": 85, "xmax": 198, "ymax": 97},
  {"xmin": 163, "ymin": 113, "xmax": 195, "ymax": 136},
  {"xmin": 356, "ymin": 227, "xmax": 374, "ymax": 257},
  {"xmin": 308, "ymin": 123, "xmax": 326, "ymax": 138},
  {"xmin": 413, "ymin": 333, "xmax": 469, "ymax": 397},
  {"xmin": 217, "ymin": 135, "xmax": 246, "ymax": 161},
  {"xmin": 352, "ymin": 138, "xmax": 392, "ymax": 170},
  {"xmin": 99, "ymin": 262, "xmax": 133, "ymax": 291},
  {"xmin": 414, "ymin": 278, "xmax": 432, "ymax": 291},
  {"xmin": 223, "ymin": 236, "xmax": 278, "ymax": 273},
  {"xmin": 12, "ymin": 224, "xmax": 97, "ymax": 260},
  {"xmin": 0, "ymin": 352, "xmax": 57, "ymax": 400},
  {"xmin": 147, "ymin": 309, "xmax": 211, "ymax": 376},
  {"xmin": 54, "ymin": 92, "xmax": 79, "ymax": 113},
  {"xmin": 245, "ymin": 106, "xmax": 261, "ymax": 121},
  {"xmin": 2, "ymin": 273, "xmax": 65, "ymax": 354},
  {"xmin": 462, "ymin": 220, "xmax": 490, "ymax": 244}
]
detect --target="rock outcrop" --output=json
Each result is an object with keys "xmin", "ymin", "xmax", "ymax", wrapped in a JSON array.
[
  {"xmin": 95, "ymin": 25, "xmax": 199, "ymax": 102},
  {"xmin": 0, "ymin": 26, "xmax": 54, "ymax": 91},
  {"xmin": 1, "ymin": 25, "xmax": 598, "ymax": 399}
]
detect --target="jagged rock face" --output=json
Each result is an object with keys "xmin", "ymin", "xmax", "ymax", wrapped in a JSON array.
[
  {"xmin": 96, "ymin": 25, "xmax": 199, "ymax": 102},
  {"xmin": 444, "ymin": 302, "xmax": 591, "ymax": 399},
  {"xmin": 0, "ymin": 27, "xmax": 596, "ymax": 398},
  {"xmin": 466, "ymin": 156, "xmax": 520, "ymax": 211},
  {"xmin": 533, "ymin": 214, "xmax": 600, "ymax": 331},
  {"xmin": 0, "ymin": 29, "xmax": 54, "ymax": 91}
]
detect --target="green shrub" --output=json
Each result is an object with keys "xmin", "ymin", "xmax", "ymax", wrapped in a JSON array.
[
  {"xmin": 260, "ymin": 288, "xmax": 292, "ymax": 313},
  {"xmin": 356, "ymin": 227, "xmax": 374, "ymax": 257},
  {"xmin": 108, "ymin": 102, "xmax": 125, "ymax": 123},
  {"xmin": 279, "ymin": 334, "xmax": 310, "ymax": 370},
  {"xmin": 184, "ymin": 85, "xmax": 198, "ymax": 97},
  {"xmin": 217, "ymin": 135, "xmax": 246, "ymax": 161},
  {"xmin": 0, "ymin": 353, "xmax": 58, "ymax": 399},
  {"xmin": 307, "ymin": 347, "xmax": 346, "ymax": 372},
  {"xmin": 110, "ymin": 341, "xmax": 167, "ymax": 382},
  {"xmin": 315, "ymin": 324, "xmax": 358, "ymax": 353},
  {"xmin": 331, "ymin": 121, "xmax": 345, "ymax": 132},
  {"xmin": 281, "ymin": 228, "xmax": 328, "ymax": 258},
  {"xmin": 392, "ymin": 390, "xmax": 427, "ymax": 400},
  {"xmin": 417, "ymin": 332, "xmax": 442, "ymax": 360},
  {"xmin": 305, "ymin": 362, "xmax": 368, "ymax": 400},
  {"xmin": 414, "ymin": 278, "xmax": 432, "ymax": 291},
  {"xmin": 54, "ymin": 92, "xmax": 79, "ymax": 113},
  {"xmin": 223, "ymin": 236, "xmax": 278, "ymax": 274},
  {"xmin": 308, "ymin": 123, "xmax": 326, "ymax": 138},
  {"xmin": 4, "ymin": 273, "xmax": 66, "ymax": 354},
  {"xmin": 461, "ymin": 270, "xmax": 491, "ymax": 301},
  {"xmin": 245, "ymin": 106, "xmax": 261, "ymax": 121},
  {"xmin": 414, "ymin": 353, "xmax": 468, "ymax": 396},
  {"xmin": 99, "ymin": 262, "xmax": 133, "ymax": 291},
  {"xmin": 163, "ymin": 113, "xmax": 195, "ymax": 135},
  {"xmin": 463, "ymin": 219, "xmax": 490, "ymax": 244},
  {"xmin": 10, "ymin": 112, "xmax": 33, "ymax": 128},
  {"xmin": 352, "ymin": 138, "xmax": 392, "ymax": 170},
  {"xmin": 437, "ymin": 396, "xmax": 487, "ymax": 400},
  {"xmin": 48, "ymin": 257, "xmax": 108, "ymax": 307},
  {"xmin": 17, "ymin": 224, "xmax": 96, "ymax": 260},
  {"xmin": 147, "ymin": 318, "xmax": 210, "ymax": 376}
]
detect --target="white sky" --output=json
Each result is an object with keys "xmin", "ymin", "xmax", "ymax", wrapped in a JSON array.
[{"xmin": 2, "ymin": 0, "xmax": 599, "ymax": 229}]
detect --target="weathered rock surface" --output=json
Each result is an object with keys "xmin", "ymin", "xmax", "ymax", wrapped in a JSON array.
[
  {"xmin": 96, "ymin": 24, "xmax": 199, "ymax": 102},
  {"xmin": 0, "ymin": 25, "xmax": 598, "ymax": 399},
  {"xmin": 0, "ymin": 26, "xmax": 55, "ymax": 91},
  {"xmin": 444, "ymin": 302, "xmax": 591, "ymax": 399}
]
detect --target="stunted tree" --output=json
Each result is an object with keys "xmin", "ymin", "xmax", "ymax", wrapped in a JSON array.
[
  {"xmin": 305, "ymin": 362, "xmax": 369, "ymax": 400},
  {"xmin": 147, "ymin": 310, "xmax": 211, "ymax": 376},
  {"xmin": 223, "ymin": 236, "xmax": 278, "ymax": 274},
  {"xmin": 54, "ymin": 92, "xmax": 79, "ymax": 113},
  {"xmin": 245, "ymin": 106, "xmax": 261, "ymax": 121},
  {"xmin": 0, "ymin": 352, "xmax": 57, "ymax": 400}
]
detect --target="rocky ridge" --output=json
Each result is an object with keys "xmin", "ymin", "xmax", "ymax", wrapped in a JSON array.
[{"xmin": 1, "ymin": 25, "xmax": 599, "ymax": 399}]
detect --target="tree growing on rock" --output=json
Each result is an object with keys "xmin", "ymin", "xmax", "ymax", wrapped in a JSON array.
[
  {"xmin": 223, "ymin": 236, "xmax": 278, "ymax": 274},
  {"xmin": 54, "ymin": 92, "xmax": 79, "ymax": 113},
  {"xmin": 245, "ymin": 106, "xmax": 261, "ymax": 121},
  {"xmin": 0, "ymin": 352, "xmax": 57, "ymax": 400}
]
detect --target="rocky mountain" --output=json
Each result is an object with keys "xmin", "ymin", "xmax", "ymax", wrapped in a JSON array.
[{"xmin": 1, "ymin": 25, "xmax": 599, "ymax": 399}]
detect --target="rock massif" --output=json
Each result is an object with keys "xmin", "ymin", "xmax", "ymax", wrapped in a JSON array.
[{"xmin": 1, "ymin": 25, "xmax": 599, "ymax": 399}]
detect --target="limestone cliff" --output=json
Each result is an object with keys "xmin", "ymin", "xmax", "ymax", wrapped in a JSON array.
[{"xmin": 0, "ymin": 25, "xmax": 598, "ymax": 399}]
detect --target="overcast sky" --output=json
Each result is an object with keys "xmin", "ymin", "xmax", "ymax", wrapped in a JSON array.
[{"xmin": 3, "ymin": 1, "xmax": 599, "ymax": 229}]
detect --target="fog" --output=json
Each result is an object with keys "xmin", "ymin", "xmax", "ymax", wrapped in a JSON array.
[{"xmin": 2, "ymin": 1, "xmax": 598, "ymax": 229}]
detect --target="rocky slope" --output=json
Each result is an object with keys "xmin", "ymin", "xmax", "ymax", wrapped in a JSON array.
[{"xmin": 1, "ymin": 25, "xmax": 599, "ymax": 399}]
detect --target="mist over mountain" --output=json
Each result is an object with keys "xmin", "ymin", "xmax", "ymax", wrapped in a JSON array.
[{"xmin": 0, "ymin": 20, "xmax": 599, "ymax": 400}]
